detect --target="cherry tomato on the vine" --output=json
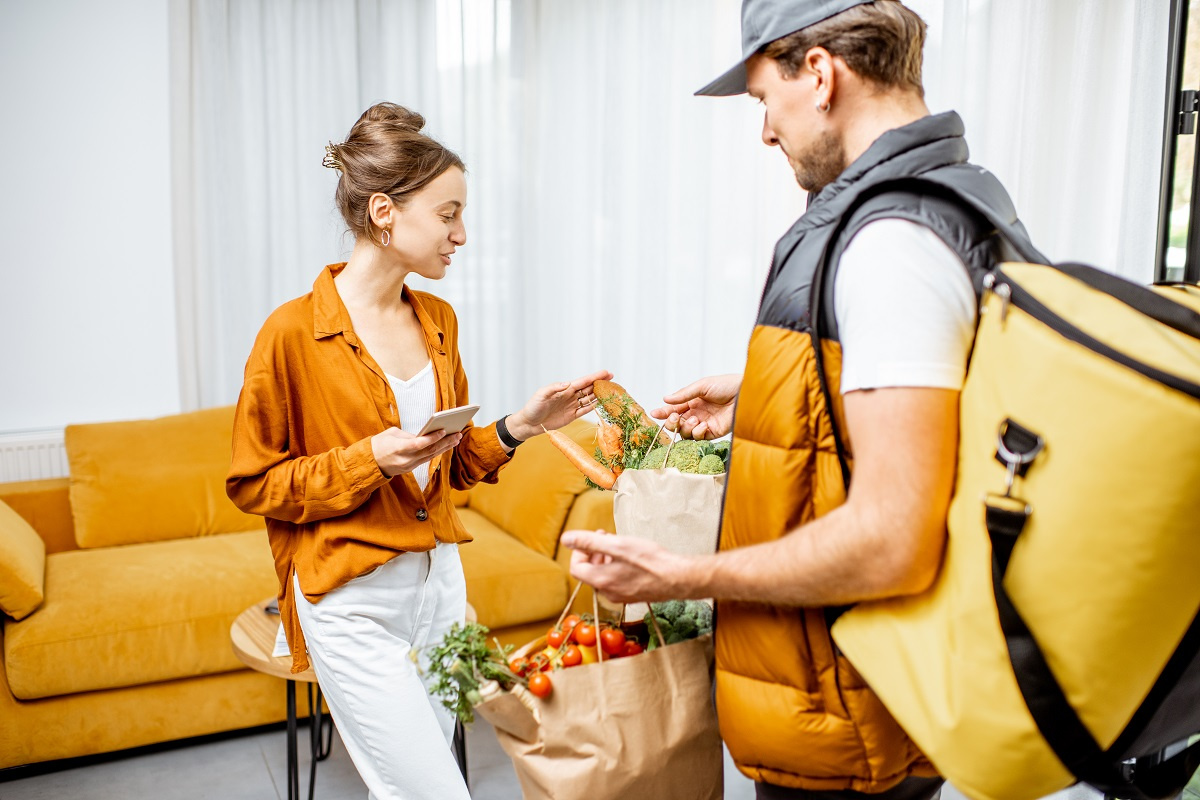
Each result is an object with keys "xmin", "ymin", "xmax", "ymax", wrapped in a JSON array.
[
  {"xmin": 622, "ymin": 641, "xmax": 644, "ymax": 657},
  {"xmin": 561, "ymin": 645, "xmax": 583, "ymax": 667},
  {"xmin": 599, "ymin": 627, "xmax": 627, "ymax": 656},
  {"xmin": 574, "ymin": 623, "xmax": 597, "ymax": 647},
  {"xmin": 509, "ymin": 657, "xmax": 529, "ymax": 677},
  {"xmin": 561, "ymin": 614, "xmax": 582, "ymax": 637},
  {"xmin": 547, "ymin": 628, "xmax": 567, "ymax": 649},
  {"xmin": 528, "ymin": 672, "xmax": 553, "ymax": 699}
]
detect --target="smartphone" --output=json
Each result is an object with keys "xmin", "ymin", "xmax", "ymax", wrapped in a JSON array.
[{"xmin": 417, "ymin": 404, "xmax": 481, "ymax": 436}]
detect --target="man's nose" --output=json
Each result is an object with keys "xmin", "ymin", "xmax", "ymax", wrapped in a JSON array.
[{"xmin": 761, "ymin": 113, "xmax": 778, "ymax": 147}]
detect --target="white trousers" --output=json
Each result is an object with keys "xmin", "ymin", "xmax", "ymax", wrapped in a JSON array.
[{"xmin": 293, "ymin": 543, "xmax": 471, "ymax": 800}]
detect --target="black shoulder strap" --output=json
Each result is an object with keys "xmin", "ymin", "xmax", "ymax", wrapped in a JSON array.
[{"xmin": 810, "ymin": 174, "xmax": 1046, "ymax": 494}]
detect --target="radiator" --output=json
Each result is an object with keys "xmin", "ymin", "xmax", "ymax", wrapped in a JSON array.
[{"xmin": 0, "ymin": 429, "xmax": 69, "ymax": 483}]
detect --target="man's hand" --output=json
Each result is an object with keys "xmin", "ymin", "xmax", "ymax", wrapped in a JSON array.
[
  {"xmin": 649, "ymin": 373, "xmax": 742, "ymax": 440},
  {"xmin": 562, "ymin": 531, "xmax": 705, "ymax": 603}
]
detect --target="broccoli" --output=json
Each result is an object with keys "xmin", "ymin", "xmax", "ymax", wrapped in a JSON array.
[
  {"xmin": 698, "ymin": 454, "xmax": 725, "ymax": 475},
  {"xmin": 657, "ymin": 599, "xmax": 687, "ymax": 618},
  {"xmin": 664, "ymin": 440, "xmax": 703, "ymax": 473},
  {"xmin": 645, "ymin": 599, "xmax": 715, "ymax": 649},
  {"xmin": 639, "ymin": 446, "xmax": 668, "ymax": 470}
]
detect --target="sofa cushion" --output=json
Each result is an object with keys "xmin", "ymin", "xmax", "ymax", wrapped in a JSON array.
[
  {"xmin": 66, "ymin": 406, "xmax": 262, "ymax": 548},
  {"xmin": 4, "ymin": 529, "xmax": 275, "ymax": 700},
  {"xmin": 0, "ymin": 500, "xmax": 46, "ymax": 620},
  {"xmin": 467, "ymin": 419, "xmax": 595, "ymax": 559},
  {"xmin": 457, "ymin": 508, "xmax": 569, "ymax": 630}
]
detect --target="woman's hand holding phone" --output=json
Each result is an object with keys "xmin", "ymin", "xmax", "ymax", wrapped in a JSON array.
[{"xmin": 371, "ymin": 427, "xmax": 463, "ymax": 478}]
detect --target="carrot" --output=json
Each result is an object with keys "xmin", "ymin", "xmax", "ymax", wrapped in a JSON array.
[
  {"xmin": 593, "ymin": 379, "xmax": 670, "ymax": 447},
  {"xmin": 547, "ymin": 429, "xmax": 617, "ymax": 489},
  {"xmin": 598, "ymin": 420, "xmax": 624, "ymax": 463}
]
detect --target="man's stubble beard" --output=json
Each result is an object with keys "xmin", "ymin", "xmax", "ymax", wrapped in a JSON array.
[{"xmin": 793, "ymin": 129, "xmax": 847, "ymax": 195}]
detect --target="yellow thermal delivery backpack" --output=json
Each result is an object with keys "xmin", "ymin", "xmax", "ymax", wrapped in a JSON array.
[{"xmin": 822, "ymin": 180, "xmax": 1200, "ymax": 800}]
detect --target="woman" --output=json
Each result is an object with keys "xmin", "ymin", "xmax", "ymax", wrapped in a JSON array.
[{"xmin": 227, "ymin": 102, "xmax": 608, "ymax": 799}]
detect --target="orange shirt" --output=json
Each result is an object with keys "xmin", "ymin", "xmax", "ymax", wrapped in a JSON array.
[{"xmin": 227, "ymin": 263, "xmax": 511, "ymax": 673}]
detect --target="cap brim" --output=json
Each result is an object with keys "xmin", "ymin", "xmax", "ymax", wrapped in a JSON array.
[{"xmin": 695, "ymin": 61, "xmax": 748, "ymax": 97}]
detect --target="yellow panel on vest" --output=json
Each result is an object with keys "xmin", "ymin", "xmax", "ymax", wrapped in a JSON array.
[{"xmin": 717, "ymin": 324, "xmax": 930, "ymax": 792}]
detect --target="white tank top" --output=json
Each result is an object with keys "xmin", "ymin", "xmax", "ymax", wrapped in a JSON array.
[{"xmin": 386, "ymin": 361, "xmax": 436, "ymax": 491}]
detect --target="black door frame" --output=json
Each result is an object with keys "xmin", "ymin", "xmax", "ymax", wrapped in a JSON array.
[{"xmin": 1158, "ymin": 0, "xmax": 1200, "ymax": 284}]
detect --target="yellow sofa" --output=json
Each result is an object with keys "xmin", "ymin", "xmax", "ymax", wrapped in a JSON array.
[{"xmin": 0, "ymin": 406, "xmax": 613, "ymax": 771}]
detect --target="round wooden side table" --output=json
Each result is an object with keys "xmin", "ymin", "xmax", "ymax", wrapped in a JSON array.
[
  {"xmin": 231, "ymin": 598, "xmax": 477, "ymax": 799},
  {"xmin": 231, "ymin": 598, "xmax": 331, "ymax": 800}
]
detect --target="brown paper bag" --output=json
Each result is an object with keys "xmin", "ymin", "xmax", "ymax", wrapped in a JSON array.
[
  {"xmin": 612, "ymin": 468, "xmax": 726, "ymax": 554},
  {"xmin": 610, "ymin": 468, "xmax": 726, "ymax": 621},
  {"xmin": 475, "ymin": 634, "xmax": 722, "ymax": 800}
]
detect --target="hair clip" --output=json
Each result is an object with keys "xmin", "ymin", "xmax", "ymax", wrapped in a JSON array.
[{"xmin": 322, "ymin": 141, "xmax": 345, "ymax": 171}]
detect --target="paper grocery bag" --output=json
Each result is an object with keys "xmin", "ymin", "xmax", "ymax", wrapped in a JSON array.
[
  {"xmin": 475, "ymin": 634, "xmax": 722, "ymax": 800},
  {"xmin": 611, "ymin": 468, "xmax": 725, "ymax": 620},
  {"xmin": 613, "ymin": 468, "xmax": 726, "ymax": 553}
]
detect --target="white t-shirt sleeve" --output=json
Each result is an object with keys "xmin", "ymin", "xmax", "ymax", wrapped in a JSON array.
[{"xmin": 834, "ymin": 219, "xmax": 977, "ymax": 394}]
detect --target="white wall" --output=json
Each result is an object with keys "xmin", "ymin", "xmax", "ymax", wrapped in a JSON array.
[{"xmin": 0, "ymin": 0, "xmax": 180, "ymax": 433}]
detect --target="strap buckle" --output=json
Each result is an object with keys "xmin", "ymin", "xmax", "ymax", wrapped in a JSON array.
[{"xmin": 995, "ymin": 418, "xmax": 1044, "ymax": 498}]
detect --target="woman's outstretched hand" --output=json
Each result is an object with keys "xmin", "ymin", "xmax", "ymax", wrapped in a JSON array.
[
  {"xmin": 506, "ymin": 369, "xmax": 613, "ymax": 442},
  {"xmin": 649, "ymin": 373, "xmax": 742, "ymax": 440},
  {"xmin": 371, "ymin": 428, "xmax": 463, "ymax": 478}
]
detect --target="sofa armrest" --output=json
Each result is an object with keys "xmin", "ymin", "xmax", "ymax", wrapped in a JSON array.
[{"xmin": 0, "ymin": 478, "xmax": 76, "ymax": 554}]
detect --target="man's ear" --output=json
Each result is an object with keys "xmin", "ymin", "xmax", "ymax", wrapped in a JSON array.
[
  {"xmin": 805, "ymin": 46, "xmax": 837, "ymax": 108},
  {"xmin": 367, "ymin": 192, "xmax": 395, "ymax": 230}
]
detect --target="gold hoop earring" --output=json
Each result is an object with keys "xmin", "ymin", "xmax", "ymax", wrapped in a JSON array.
[{"xmin": 381, "ymin": 229, "xmax": 391, "ymax": 247}]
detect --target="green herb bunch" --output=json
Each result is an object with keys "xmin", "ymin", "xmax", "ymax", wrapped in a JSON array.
[
  {"xmin": 598, "ymin": 394, "xmax": 663, "ymax": 469},
  {"xmin": 424, "ymin": 622, "xmax": 519, "ymax": 723}
]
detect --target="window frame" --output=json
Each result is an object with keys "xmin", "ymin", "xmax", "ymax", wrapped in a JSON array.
[{"xmin": 1158, "ymin": 0, "xmax": 1200, "ymax": 284}]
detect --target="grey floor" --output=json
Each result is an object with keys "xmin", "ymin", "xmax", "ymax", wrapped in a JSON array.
[
  {"xmin": 0, "ymin": 717, "xmax": 758, "ymax": 800},
  {"xmin": 0, "ymin": 717, "xmax": 1159, "ymax": 800}
]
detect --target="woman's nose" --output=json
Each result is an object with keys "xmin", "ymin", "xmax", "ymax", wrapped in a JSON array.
[{"xmin": 450, "ymin": 223, "xmax": 466, "ymax": 246}]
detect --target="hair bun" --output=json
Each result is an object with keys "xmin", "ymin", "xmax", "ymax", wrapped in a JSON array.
[{"xmin": 358, "ymin": 102, "xmax": 424, "ymax": 133}]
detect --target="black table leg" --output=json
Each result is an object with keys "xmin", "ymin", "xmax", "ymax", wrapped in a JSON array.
[
  {"xmin": 286, "ymin": 680, "xmax": 299, "ymax": 800},
  {"xmin": 306, "ymin": 683, "xmax": 334, "ymax": 800},
  {"xmin": 453, "ymin": 719, "xmax": 468, "ymax": 786},
  {"xmin": 312, "ymin": 684, "xmax": 333, "ymax": 761},
  {"xmin": 287, "ymin": 681, "xmax": 334, "ymax": 800}
]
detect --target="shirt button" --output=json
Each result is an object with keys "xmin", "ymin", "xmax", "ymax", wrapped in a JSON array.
[{"xmin": 416, "ymin": 509, "xmax": 428, "ymax": 522}]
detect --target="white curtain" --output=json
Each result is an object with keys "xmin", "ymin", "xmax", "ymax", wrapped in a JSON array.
[
  {"xmin": 177, "ymin": 0, "xmax": 1168, "ymax": 421},
  {"xmin": 911, "ymin": 0, "xmax": 1169, "ymax": 281},
  {"xmin": 178, "ymin": 0, "xmax": 802, "ymax": 418}
]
